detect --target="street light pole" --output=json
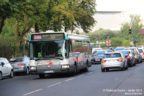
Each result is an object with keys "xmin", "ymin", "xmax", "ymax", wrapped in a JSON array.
[
  {"xmin": 129, "ymin": 26, "xmax": 136, "ymax": 47},
  {"xmin": 133, "ymin": 28, "xmax": 136, "ymax": 47}
]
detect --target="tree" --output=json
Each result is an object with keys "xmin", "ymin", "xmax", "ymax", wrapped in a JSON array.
[
  {"xmin": 0, "ymin": 0, "xmax": 12, "ymax": 33},
  {"xmin": 120, "ymin": 15, "xmax": 143, "ymax": 44},
  {"xmin": 35, "ymin": 0, "xmax": 96, "ymax": 33},
  {"xmin": 88, "ymin": 29, "xmax": 120, "ymax": 43}
]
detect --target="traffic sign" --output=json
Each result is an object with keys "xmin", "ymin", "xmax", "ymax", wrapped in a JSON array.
[{"xmin": 107, "ymin": 40, "xmax": 111, "ymax": 46}]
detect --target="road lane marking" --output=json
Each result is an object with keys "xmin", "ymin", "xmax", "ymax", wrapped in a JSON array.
[
  {"xmin": 24, "ymin": 88, "xmax": 43, "ymax": 96},
  {"xmin": 48, "ymin": 82, "xmax": 62, "ymax": 88},
  {"xmin": 64, "ymin": 78, "xmax": 75, "ymax": 82}
]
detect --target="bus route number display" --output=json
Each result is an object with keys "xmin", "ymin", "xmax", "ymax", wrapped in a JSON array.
[{"xmin": 32, "ymin": 33, "xmax": 65, "ymax": 40}]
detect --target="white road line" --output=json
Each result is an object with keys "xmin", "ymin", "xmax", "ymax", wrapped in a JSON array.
[
  {"xmin": 23, "ymin": 88, "xmax": 43, "ymax": 96},
  {"xmin": 64, "ymin": 78, "xmax": 75, "ymax": 82},
  {"xmin": 48, "ymin": 82, "xmax": 62, "ymax": 88}
]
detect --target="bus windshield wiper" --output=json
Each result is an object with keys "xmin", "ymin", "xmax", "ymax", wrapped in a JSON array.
[{"xmin": 55, "ymin": 57, "xmax": 64, "ymax": 60}]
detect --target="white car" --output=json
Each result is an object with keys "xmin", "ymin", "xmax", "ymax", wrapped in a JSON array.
[
  {"xmin": 0, "ymin": 58, "xmax": 14, "ymax": 80},
  {"xmin": 92, "ymin": 48, "xmax": 102, "ymax": 54},
  {"xmin": 9, "ymin": 56, "xmax": 30, "ymax": 75},
  {"xmin": 101, "ymin": 52, "xmax": 128, "ymax": 72}
]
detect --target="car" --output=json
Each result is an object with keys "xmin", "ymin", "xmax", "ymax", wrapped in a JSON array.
[
  {"xmin": 9, "ymin": 56, "xmax": 30, "ymax": 75},
  {"xmin": 69, "ymin": 52, "xmax": 90, "ymax": 72},
  {"xmin": 114, "ymin": 47, "xmax": 126, "ymax": 51},
  {"xmin": 120, "ymin": 50, "xmax": 136, "ymax": 67},
  {"xmin": 0, "ymin": 57, "xmax": 14, "ymax": 80},
  {"xmin": 128, "ymin": 47, "xmax": 142, "ymax": 63},
  {"xmin": 92, "ymin": 47, "xmax": 102, "ymax": 54},
  {"xmin": 101, "ymin": 52, "xmax": 128, "ymax": 72},
  {"xmin": 138, "ymin": 48, "xmax": 144, "ymax": 60},
  {"xmin": 91, "ymin": 50, "xmax": 105, "ymax": 64}
]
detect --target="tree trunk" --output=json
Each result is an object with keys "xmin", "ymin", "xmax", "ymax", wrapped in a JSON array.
[
  {"xmin": 0, "ymin": 17, "xmax": 6, "ymax": 34},
  {"xmin": 35, "ymin": 23, "xmax": 39, "ymax": 33}
]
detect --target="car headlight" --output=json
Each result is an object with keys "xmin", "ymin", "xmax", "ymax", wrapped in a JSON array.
[{"xmin": 30, "ymin": 66, "xmax": 36, "ymax": 70}]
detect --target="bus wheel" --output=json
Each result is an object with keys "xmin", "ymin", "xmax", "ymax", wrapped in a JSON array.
[
  {"xmin": 83, "ymin": 67, "xmax": 88, "ymax": 72},
  {"xmin": 0, "ymin": 72, "xmax": 3, "ymax": 80},
  {"xmin": 39, "ymin": 74, "xmax": 45, "ymax": 78},
  {"xmin": 73, "ymin": 64, "xmax": 78, "ymax": 74}
]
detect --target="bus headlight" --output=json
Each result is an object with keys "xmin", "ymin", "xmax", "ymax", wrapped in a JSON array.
[
  {"xmin": 30, "ymin": 66, "xmax": 36, "ymax": 70},
  {"xmin": 62, "ymin": 65, "xmax": 70, "ymax": 69}
]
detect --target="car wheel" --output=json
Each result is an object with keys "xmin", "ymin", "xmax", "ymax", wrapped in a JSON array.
[
  {"xmin": 25, "ymin": 68, "xmax": 30, "ymax": 75},
  {"xmin": 101, "ymin": 68, "xmax": 105, "ymax": 72},
  {"xmin": 73, "ymin": 65, "xmax": 78, "ymax": 74},
  {"xmin": 39, "ymin": 74, "xmax": 45, "ymax": 78},
  {"xmin": 9, "ymin": 71, "xmax": 14, "ymax": 78},
  {"xmin": 120, "ymin": 67, "xmax": 124, "ymax": 71},
  {"xmin": 106, "ymin": 68, "xmax": 109, "ymax": 72},
  {"xmin": 0, "ymin": 72, "xmax": 3, "ymax": 80},
  {"xmin": 125, "ymin": 65, "xmax": 128, "ymax": 70}
]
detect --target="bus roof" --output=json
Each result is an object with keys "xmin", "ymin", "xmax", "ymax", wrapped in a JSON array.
[{"xmin": 29, "ymin": 32, "xmax": 90, "ymax": 42}]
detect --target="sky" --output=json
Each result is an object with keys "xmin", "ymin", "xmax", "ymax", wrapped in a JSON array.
[
  {"xmin": 96, "ymin": 0, "xmax": 144, "ymax": 16},
  {"xmin": 91, "ymin": 0, "xmax": 144, "ymax": 31}
]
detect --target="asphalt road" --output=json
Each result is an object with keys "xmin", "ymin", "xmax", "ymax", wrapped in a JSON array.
[{"xmin": 0, "ymin": 63, "xmax": 144, "ymax": 96}]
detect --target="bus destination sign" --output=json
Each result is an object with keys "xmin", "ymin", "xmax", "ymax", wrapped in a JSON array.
[{"xmin": 32, "ymin": 33, "xmax": 65, "ymax": 40}]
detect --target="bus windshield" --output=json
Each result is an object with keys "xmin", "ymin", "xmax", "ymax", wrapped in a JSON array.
[{"xmin": 30, "ymin": 40, "xmax": 65, "ymax": 59}]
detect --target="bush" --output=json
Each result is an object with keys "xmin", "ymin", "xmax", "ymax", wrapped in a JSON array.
[{"xmin": 0, "ymin": 36, "xmax": 15, "ymax": 58}]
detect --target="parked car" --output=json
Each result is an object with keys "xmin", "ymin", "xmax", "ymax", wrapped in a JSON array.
[
  {"xmin": 101, "ymin": 52, "xmax": 128, "ymax": 72},
  {"xmin": 120, "ymin": 50, "xmax": 136, "ymax": 67},
  {"xmin": 91, "ymin": 50, "xmax": 105, "ymax": 64},
  {"xmin": 128, "ymin": 47, "xmax": 142, "ymax": 63},
  {"xmin": 9, "ymin": 56, "xmax": 30, "ymax": 75},
  {"xmin": 0, "ymin": 58, "xmax": 14, "ymax": 80},
  {"xmin": 138, "ymin": 48, "xmax": 144, "ymax": 60}
]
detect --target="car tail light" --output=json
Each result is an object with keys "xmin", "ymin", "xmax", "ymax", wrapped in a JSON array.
[
  {"xmin": 78, "ymin": 58, "xmax": 82, "ymax": 62},
  {"xmin": 73, "ymin": 57, "xmax": 78, "ymax": 61},
  {"xmin": 18, "ymin": 63, "xmax": 24, "ymax": 66},
  {"xmin": 101, "ymin": 60, "xmax": 106, "ymax": 63},
  {"xmin": 117, "ymin": 59, "xmax": 123, "ymax": 62},
  {"xmin": 48, "ymin": 62, "xmax": 53, "ymax": 65},
  {"xmin": 126, "ymin": 56, "xmax": 130, "ymax": 59}
]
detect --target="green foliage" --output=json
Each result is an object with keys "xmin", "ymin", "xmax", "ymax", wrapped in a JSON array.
[
  {"xmin": 88, "ymin": 29, "xmax": 120, "ymax": 43},
  {"xmin": 0, "ymin": 0, "xmax": 96, "ymax": 57},
  {"xmin": 111, "ymin": 37, "xmax": 130, "ymax": 47},
  {"xmin": 122, "ymin": 40, "xmax": 130, "ymax": 47},
  {"xmin": 120, "ymin": 15, "xmax": 143, "ymax": 43},
  {"xmin": 111, "ymin": 38, "xmax": 122, "ymax": 47}
]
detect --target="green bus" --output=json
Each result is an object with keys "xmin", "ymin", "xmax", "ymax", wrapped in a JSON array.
[{"xmin": 29, "ymin": 32, "xmax": 91, "ymax": 78}]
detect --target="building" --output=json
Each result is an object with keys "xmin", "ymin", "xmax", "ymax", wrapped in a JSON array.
[{"xmin": 92, "ymin": 11, "xmax": 130, "ymax": 31}]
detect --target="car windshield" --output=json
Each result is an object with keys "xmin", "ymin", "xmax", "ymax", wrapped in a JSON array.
[
  {"xmin": 70, "ymin": 52, "xmax": 80, "ymax": 57},
  {"xmin": 122, "ymin": 51, "xmax": 129, "ymax": 56},
  {"xmin": 105, "ymin": 53, "xmax": 121, "ymax": 58}
]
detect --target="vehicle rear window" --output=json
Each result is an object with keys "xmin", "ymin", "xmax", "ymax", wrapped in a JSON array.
[
  {"xmin": 122, "ymin": 51, "xmax": 129, "ymax": 56},
  {"xmin": 69, "ymin": 53, "xmax": 80, "ymax": 57},
  {"xmin": 105, "ymin": 53, "xmax": 121, "ymax": 58},
  {"xmin": 94, "ymin": 51, "xmax": 105, "ymax": 56},
  {"xmin": 138, "ymin": 49, "xmax": 143, "ymax": 53}
]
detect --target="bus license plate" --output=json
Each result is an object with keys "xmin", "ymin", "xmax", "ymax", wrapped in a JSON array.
[{"xmin": 44, "ymin": 70, "xmax": 54, "ymax": 73}]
